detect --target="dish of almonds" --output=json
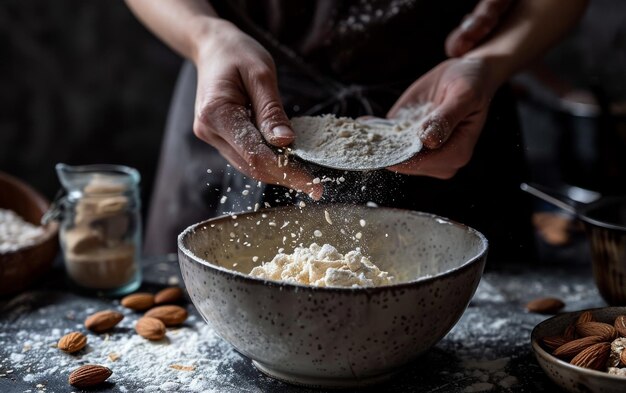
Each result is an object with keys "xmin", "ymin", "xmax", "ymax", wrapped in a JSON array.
[{"xmin": 532, "ymin": 307, "xmax": 626, "ymax": 393}]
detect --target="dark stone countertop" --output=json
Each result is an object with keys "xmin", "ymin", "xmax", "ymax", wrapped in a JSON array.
[{"xmin": 0, "ymin": 256, "xmax": 605, "ymax": 393}]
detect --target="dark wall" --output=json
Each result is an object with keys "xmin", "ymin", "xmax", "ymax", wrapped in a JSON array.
[{"xmin": 0, "ymin": 0, "xmax": 182, "ymax": 206}]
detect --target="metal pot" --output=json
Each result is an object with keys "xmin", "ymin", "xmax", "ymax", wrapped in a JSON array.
[{"xmin": 522, "ymin": 183, "xmax": 626, "ymax": 305}]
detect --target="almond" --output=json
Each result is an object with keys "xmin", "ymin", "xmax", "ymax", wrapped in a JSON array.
[
  {"xmin": 68, "ymin": 364, "xmax": 112, "ymax": 388},
  {"xmin": 136, "ymin": 317, "xmax": 166, "ymax": 341},
  {"xmin": 121, "ymin": 293, "xmax": 155, "ymax": 311},
  {"xmin": 526, "ymin": 297, "xmax": 565, "ymax": 314},
  {"xmin": 84, "ymin": 310, "xmax": 124, "ymax": 333},
  {"xmin": 576, "ymin": 311, "xmax": 594, "ymax": 325},
  {"xmin": 155, "ymin": 287, "xmax": 184, "ymax": 305},
  {"xmin": 564, "ymin": 323, "xmax": 577, "ymax": 341},
  {"xmin": 57, "ymin": 332, "xmax": 87, "ymax": 353},
  {"xmin": 570, "ymin": 342, "xmax": 610, "ymax": 370},
  {"xmin": 145, "ymin": 305, "xmax": 188, "ymax": 326},
  {"xmin": 542, "ymin": 336, "xmax": 569, "ymax": 352},
  {"xmin": 553, "ymin": 336, "xmax": 604, "ymax": 359},
  {"xmin": 615, "ymin": 315, "xmax": 626, "ymax": 337},
  {"xmin": 621, "ymin": 348, "xmax": 626, "ymax": 367},
  {"xmin": 576, "ymin": 322, "xmax": 617, "ymax": 341}
]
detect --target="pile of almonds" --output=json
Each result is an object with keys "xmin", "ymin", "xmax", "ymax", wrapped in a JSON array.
[
  {"xmin": 541, "ymin": 311, "xmax": 626, "ymax": 375},
  {"xmin": 58, "ymin": 286, "xmax": 187, "ymax": 388}
]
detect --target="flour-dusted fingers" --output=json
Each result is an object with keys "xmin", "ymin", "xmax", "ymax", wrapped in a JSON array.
[
  {"xmin": 239, "ymin": 57, "xmax": 294, "ymax": 147},
  {"xmin": 211, "ymin": 106, "xmax": 323, "ymax": 199}
]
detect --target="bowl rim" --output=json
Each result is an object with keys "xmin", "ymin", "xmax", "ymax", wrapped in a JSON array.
[
  {"xmin": 177, "ymin": 204, "xmax": 488, "ymax": 293},
  {"xmin": 531, "ymin": 306, "xmax": 626, "ymax": 381},
  {"xmin": 0, "ymin": 171, "xmax": 59, "ymax": 256}
]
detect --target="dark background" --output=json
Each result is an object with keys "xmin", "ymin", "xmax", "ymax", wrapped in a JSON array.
[
  {"xmin": 0, "ymin": 0, "xmax": 181, "ymax": 207},
  {"xmin": 1, "ymin": 0, "xmax": 626, "ymax": 222}
]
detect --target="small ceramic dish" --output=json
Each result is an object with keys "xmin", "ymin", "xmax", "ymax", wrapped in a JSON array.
[{"xmin": 531, "ymin": 307, "xmax": 626, "ymax": 393}]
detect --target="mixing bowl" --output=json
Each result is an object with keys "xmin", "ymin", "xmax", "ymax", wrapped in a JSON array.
[{"xmin": 178, "ymin": 204, "xmax": 488, "ymax": 388}]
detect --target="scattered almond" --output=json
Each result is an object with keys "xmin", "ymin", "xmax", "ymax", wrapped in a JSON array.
[
  {"xmin": 121, "ymin": 293, "xmax": 155, "ymax": 311},
  {"xmin": 542, "ymin": 336, "xmax": 569, "ymax": 352},
  {"xmin": 615, "ymin": 315, "xmax": 626, "ymax": 337},
  {"xmin": 155, "ymin": 287, "xmax": 184, "ymax": 305},
  {"xmin": 621, "ymin": 349, "xmax": 626, "ymax": 367},
  {"xmin": 68, "ymin": 364, "xmax": 112, "ymax": 388},
  {"xmin": 553, "ymin": 336, "xmax": 604, "ymax": 359},
  {"xmin": 145, "ymin": 305, "xmax": 188, "ymax": 327},
  {"xmin": 526, "ymin": 297, "xmax": 565, "ymax": 314},
  {"xmin": 84, "ymin": 310, "xmax": 124, "ymax": 333},
  {"xmin": 57, "ymin": 332, "xmax": 87, "ymax": 354},
  {"xmin": 570, "ymin": 342, "xmax": 610, "ymax": 370},
  {"xmin": 576, "ymin": 322, "xmax": 617, "ymax": 342},
  {"xmin": 576, "ymin": 311, "xmax": 594, "ymax": 325},
  {"xmin": 136, "ymin": 317, "xmax": 166, "ymax": 341}
]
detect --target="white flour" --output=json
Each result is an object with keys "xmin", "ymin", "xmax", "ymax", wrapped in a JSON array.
[
  {"xmin": 249, "ymin": 243, "xmax": 394, "ymax": 287},
  {"xmin": 0, "ymin": 208, "xmax": 45, "ymax": 253},
  {"xmin": 290, "ymin": 104, "xmax": 431, "ymax": 171}
]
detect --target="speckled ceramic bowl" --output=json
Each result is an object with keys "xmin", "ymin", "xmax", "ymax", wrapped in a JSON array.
[
  {"xmin": 178, "ymin": 204, "xmax": 488, "ymax": 388},
  {"xmin": 531, "ymin": 307, "xmax": 626, "ymax": 393}
]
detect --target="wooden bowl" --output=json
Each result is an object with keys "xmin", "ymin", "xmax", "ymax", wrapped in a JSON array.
[{"xmin": 0, "ymin": 171, "xmax": 58, "ymax": 296}]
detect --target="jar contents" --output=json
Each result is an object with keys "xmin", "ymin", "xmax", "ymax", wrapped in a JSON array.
[
  {"xmin": 249, "ymin": 243, "xmax": 395, "ymax": 287},
  {"xmin": 0, "ymin": 208, "xmax": 45, "ymax": 253},
  {"xmin": 53, "ymin": 164, "xmax": 142, "ymax": 295}
]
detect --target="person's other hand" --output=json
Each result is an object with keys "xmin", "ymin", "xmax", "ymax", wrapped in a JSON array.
[
  {"xmin": 445, "ymin": 0, "xmax": 513, "ymax": 58},
  {"xmin": 192, "ymin": 20, "xmax": 323, "ymax": 199},
  {"xmin": 386, "ymin": 58, "xmax": 499, "ymax": 179}
]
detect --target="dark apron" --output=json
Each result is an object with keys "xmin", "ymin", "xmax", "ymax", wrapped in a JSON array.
[{"xmin": 145, "ymin": 1, "xmax": 534, "ymax": 264}]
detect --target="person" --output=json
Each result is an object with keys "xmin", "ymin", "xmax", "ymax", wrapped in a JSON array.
[{"xmin": 125, "ymin": 0, "xmax": 588, "ymax": 262}]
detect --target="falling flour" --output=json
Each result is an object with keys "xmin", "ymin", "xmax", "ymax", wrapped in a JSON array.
[
  {"xmin": 249, "ymin": 243, "xmax": 394, "ymax": 287},
  {"xmin": 290, "ymin": 104, "xmax": 432, "ymax": 170}
]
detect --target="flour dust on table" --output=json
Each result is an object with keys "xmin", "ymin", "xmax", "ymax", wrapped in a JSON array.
[{"xmin": 1, "ymin": 309, "xmax": 245, "ymax": 392}]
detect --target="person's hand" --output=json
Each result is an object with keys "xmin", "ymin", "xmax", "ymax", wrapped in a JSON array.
[
  {"xmin": 386, "ymin": 58, "xmax": 500, "ymax": 179},
  {"xmin": 192, "ymin": 20, "xmax": 323, "ymax": 199},
  {"xmin": 445, "ymin": 0, "xmax": 513, "ymax": 57}
]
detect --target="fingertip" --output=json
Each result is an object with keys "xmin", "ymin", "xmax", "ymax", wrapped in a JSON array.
[{"xmin": 268, "ymin": 125, "xmax": 295, "ymax": 146}]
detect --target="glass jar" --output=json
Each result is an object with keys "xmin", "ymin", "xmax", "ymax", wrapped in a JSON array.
[{"xmin": 45, "ymin": 163, "xmax": 142, "ymax": 296}]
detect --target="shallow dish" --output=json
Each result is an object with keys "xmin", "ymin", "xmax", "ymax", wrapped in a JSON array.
[
  {"xmin": 178, "ymin": 204, "xmax": 488, "ymax": 388},
  {"xmin": 0, "ymin": 171, "xmax": 58, "ymax": 296},
  {"xmin": 531, "ymin": 307, "xmax": 626, "ymax": 393}
]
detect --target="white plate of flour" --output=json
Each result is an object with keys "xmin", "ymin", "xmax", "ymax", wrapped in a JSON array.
[{"xmin": 290, "ymin": 111, "xmax": 427, "ymax": 171}]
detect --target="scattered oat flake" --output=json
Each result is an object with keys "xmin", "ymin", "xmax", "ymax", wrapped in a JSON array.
[
  {"xmin": 170, "ymin": 364, "xmax": 195, "ymax": 372},
  {"xmin": 108, "ymin": 352, "xmax": 120, "ymax": 362},
  {"xmin": 324, "ymin": 210, "xmax": 333, "ymax": 225}
]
